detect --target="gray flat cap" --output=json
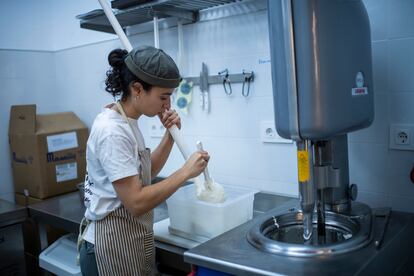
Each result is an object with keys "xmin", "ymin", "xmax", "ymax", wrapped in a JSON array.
[{"xmin": 124, "ymin": 46, "xmax": 181, "ymax": 88}]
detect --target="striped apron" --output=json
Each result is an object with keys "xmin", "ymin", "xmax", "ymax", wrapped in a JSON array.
[{"xmin": 94, "ymin": 102, "xmax": 155, "ymax": 276}]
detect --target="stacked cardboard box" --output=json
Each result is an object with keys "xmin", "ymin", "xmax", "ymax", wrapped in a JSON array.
[{"xmin": 9, "ymin": 104, "xmax": 88, "ymax": 199}]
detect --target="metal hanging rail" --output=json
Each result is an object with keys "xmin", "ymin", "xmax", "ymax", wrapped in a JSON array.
[{"xmin": 77, "ymin": 0, "xmax": 240, "ymax": 34}]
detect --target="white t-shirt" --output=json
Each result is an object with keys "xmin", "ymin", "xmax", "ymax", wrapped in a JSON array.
[{"xmin": 83, "ymin": 105, "xmax": 146, "ymax": 244}]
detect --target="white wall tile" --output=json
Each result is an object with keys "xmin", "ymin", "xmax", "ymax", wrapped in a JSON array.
[
  {"xmin": 0, "ymin": 166, "xmax": 14, "ymax": 195},
  {"xmin": 349, "ymin": 93, "xmax": 388, "ymax": 144},
  {"xmin": 1, "ymin": 109, "xmax": 13, "ymax": 190},
  {"xmin": 389, "ymin": 92, "xmax": 414, "ymax": 124},
  {"xmin": 387, "ymin": 195, "xmax": 414, "ymax": 213},
  {"xmin": 387, "ymin": 38, "xmax": 414, "ymax": 92},
  {"xmin": 386, "ymin": 150, "xmax": 414, "ymax": 198},
  {"xmin": 387, "ymin": 0, "xmax": 414, "ymax": 39},
  {"xmin": 348, "ymin": 143, "xmax": 389, "ymax": 194},
  {"xmin": 0, "ymin": 0, "xmax": 116, "ymax": 51},
  {"xmin": 212, "ymin": 173, "xmax": 298, "ymax": 197},
  {"xmin": 0, "ymin": 50, "xmax": 55, "ymax": 79},
  {"xmin": 186, "ymin": 10, "xmax": 269, "ymax": 61},
  {"xmin": 0, "ymin": 0, "xmax": 54, "ymax": 51},
  {"xmin": 357, "ymin": 191, "xmax": 388, "ymax": 209},
  {"xmin": 363, "ymin": 0, "xmax": 388, "ymax": 41},
  {"xmin": 371, "ymin": 41, "xmax": 388, "ymax": 93}
]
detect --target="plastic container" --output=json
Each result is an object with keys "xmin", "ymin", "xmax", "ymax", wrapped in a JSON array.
[
  {"xmin": 166, "ymin": 184, "xmax": 258, "ymax": 241},
  {"xmin": 39, "ymin": 234, "xmax": 81, "ymax": 276}
]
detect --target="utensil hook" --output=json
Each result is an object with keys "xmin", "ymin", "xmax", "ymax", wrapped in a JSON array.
[
  {"xmin": 218, "ymin": 69, "xmax": 232, "ymax": 95},
  {"xmin": 242, "ymin": 70, "xmax": 254, "ymax": 97}
]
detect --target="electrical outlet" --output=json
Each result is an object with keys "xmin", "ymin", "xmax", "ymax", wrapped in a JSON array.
[
  {"xmin": 389, "ymin": 124, "xmax": 414, "ymax": 151},
  {"xmin": 260, "ymin": 121, "xmax": 293, "ymax": 144},
  {"xmin": 148, "ymin": 119, "xmax": 165, "ymax": 138},
  {"xmin": 396, "ymin": 129, "xmax": 409, "ymax": 145}
]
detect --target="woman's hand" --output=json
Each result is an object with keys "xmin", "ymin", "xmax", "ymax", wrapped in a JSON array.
[
  {"xmin": 159, "ymin": 109, "xmax": 181, "ymax": 129},
  {"xmin": 181, "ymin": 151, "xmax": 210, "ymax": 179}
]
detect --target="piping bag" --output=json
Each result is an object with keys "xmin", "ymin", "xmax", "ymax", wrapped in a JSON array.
[{"xmin": 97, "ymin": 0, "xmax": 226, "ymax": 203}]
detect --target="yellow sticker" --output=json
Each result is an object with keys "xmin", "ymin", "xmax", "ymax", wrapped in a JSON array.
[{"xmin": 297, "ymin": 150, "xmax": 310, "ymax": 182}]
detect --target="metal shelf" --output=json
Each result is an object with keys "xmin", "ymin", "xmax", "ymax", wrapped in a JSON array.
[{"xmin": 76, "ymin": 0, "xmax": 239, "ymax": 34}]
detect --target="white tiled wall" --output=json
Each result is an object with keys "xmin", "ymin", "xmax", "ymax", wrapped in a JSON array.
[
  {"xmin": 1, "ymin": 0, "xmax": 413, "ymax": 212},
  {"xmin": 348, "ymin": 0, "xmax": 414, "ymax": 212},
  {"xmin": 0, "ymin": 0, "xmax": 115, "ymax": 51}
]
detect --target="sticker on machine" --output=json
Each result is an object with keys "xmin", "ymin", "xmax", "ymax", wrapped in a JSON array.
[
  {"xmin": 55, "ymin": 162, "xmax": 77, "ymax": 182},
  {"xmin": 352, "ymin": 87, "xmax": 368, "ymax": 96},
  {"xmin": 352, "ymin": 71, "xmax": 369, "ymax": 96},
  {"xmin": 47, "ymin": 131, "xmax": 78, "ymax": 153}
]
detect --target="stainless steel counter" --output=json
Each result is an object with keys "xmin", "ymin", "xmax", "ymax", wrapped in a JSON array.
[
  {"xmin": 27, "ymin": 188, "xmax": 297, "ymax": 274},
  {"xmin": 27, "ymin": 191, "xmax": 170, "ymax": 234},
  {"xmin": 27, "ymin": 189, "xmax": 295, "ymax": 240},
  {"xmin": 0, "ymin": 199, "xmax": 27, "ymax": 229},
  {"xmin": 185, "ymin": 202, "xmax": 414, "ymax": 276}
]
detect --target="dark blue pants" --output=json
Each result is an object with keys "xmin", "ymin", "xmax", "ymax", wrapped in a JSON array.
[{"xmin": 79, "ymin": 240, "xmax": 99, "ymax": 276}]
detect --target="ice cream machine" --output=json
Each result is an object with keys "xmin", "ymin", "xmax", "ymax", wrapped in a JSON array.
[{"xmin": 248, "ymin": 0, "xmax": 375, "ymax": 255}]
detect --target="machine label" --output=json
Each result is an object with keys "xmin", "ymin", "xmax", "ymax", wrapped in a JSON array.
[
  {"xmin": 352, "ymin": 71, "xmax": 368, "ymax": 96},
  {"xmin": 352, "ymin": 87, "xmax": 368, "ymax": 96},
  {"xmin": 297, "ymin": 151, "xmax": 310, "ymax": 182}
]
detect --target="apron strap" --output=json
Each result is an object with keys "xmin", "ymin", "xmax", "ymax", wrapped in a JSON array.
[
  {"xmin": 115, "ymin": 101, "xmax": 140, "ymax": 146},
  {"xmin": 76, "ymin": 216, "xmax": 90, "ymax": 266}
]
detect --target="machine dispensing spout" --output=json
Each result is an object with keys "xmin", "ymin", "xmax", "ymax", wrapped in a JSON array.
[{"xmin": 297, "ymin": 140, "xmax": 316, "ymax": 241}]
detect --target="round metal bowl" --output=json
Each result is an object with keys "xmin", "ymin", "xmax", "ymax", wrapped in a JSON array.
[{"xmin": 247, "ymin": 202, "xmax": 372, "ymax": 257}]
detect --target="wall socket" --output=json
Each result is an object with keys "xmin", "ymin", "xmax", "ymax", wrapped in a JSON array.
[
  {"xmin": 389, "ymin": 124, "xmax": 414, "ymax": 151},
  {"xmin": 260, "ymin": 121, "xmax": 293, "ymax": 144},
  {"xmin": 148, "ymin": 119, "xmax": 165, "ymax": 138}
]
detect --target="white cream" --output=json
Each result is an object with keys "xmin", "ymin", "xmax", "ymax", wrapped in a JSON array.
[{"xmin": 195, "ymin": 177, "xmax": 226, "ymax": 203}]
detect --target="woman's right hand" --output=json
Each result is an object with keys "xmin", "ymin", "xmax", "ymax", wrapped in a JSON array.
[{"xmin": 181, "ymin": 151, "xmax": 210, "ymax": 179}]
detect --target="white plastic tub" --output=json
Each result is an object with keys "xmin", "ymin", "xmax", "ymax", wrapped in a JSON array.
[
  {"xmin": 166, "ymin": 184, "xmax": 258, "ymax": 241},
  {"xmin": 39, "ymin": 234, "xmax": 81, "ymax": 276}
]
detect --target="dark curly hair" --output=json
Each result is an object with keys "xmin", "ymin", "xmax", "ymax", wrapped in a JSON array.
[{"xmin": 105, "ymin": 49, "xmax": 152, "ymax": 100}]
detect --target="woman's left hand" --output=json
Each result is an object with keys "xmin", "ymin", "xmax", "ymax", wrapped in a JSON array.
[{"xmin": 159, "ymin": 109, "xmax": 181, "ymax": 129}]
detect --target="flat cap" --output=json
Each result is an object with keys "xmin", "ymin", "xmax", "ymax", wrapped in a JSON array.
[{"xmin": 124, "ymin": 46, "xmax": 181, "ymax": 88}]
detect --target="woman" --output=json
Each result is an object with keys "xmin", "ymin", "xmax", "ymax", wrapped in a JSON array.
[{"xmin": 79, "ymin": 46, "xmax": 210, "ymax": 276}]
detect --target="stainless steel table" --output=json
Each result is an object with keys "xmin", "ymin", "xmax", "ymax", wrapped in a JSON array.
[
  {"xmin": 27, "ymin": 191, "xmax": 190, "ymax": 273},
  {"xmin": 27, "ymin": 189, "xmax": 299, "ymax": 275},
  {"xmin": 185, "ymin": 203, "xmax": 414, "ymax": 276},
  {"xmin": 0, "ymin": 199, "xmax": 27, "ymax": 229},
  {"xmin": 28, "ymin": 191, "xmax": 170, "ymax": 233},
  {"xmin": 28, "ymin": 192, "xmax": 84, "ymax": 234}
]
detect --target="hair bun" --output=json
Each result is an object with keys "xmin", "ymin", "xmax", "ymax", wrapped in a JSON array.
[{"xmin": 108, "ymin": 49, "xmax": 128, "ymax": 68}]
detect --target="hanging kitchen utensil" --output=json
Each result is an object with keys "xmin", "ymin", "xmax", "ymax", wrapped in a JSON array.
[
  {"xmin": 199, "ymin": 63, "xmax": 209, "ymax": 112},
  {"xmin": 218, "ymin": 69, "xmax": 232, "ymax": 95},
  {"xmin": 242, "ymin": 70, "xmax": 254, "ymax": 97}
]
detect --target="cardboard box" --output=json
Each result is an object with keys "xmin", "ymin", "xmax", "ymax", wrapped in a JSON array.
[{"xmin": 9, "ymin": 105, "xmax": 88, "ymax": 199}]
